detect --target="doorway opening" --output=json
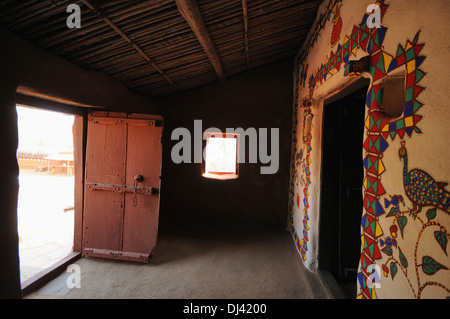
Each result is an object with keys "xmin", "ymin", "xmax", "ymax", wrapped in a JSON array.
[
  {"xmin": 16, "ymin": 105, "xmax": 76, "ymax": 284},
  {"xmin": 318, "ymin": 80, "xmax": 369, "ymax": 298}
]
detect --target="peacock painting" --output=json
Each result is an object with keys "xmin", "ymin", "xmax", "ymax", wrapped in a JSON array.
[{"xmin": 399, "ymin": 141, "xmax": 450, "ymax": 215}]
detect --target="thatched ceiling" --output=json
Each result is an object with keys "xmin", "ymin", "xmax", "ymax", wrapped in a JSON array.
[{"xmin": 0, "ymin": 0, "xmax": 322, "ymax": 98}]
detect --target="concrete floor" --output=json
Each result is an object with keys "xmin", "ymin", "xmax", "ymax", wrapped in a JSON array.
[{"xmin": 25, "ymin": 223, "xmax": 337, "ymax": 299}]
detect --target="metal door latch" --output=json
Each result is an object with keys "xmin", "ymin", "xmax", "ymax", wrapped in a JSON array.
[
  {"xmin": 86, "ymin": 175, "xmax": 159, "ymax": 206},
  {"xmin": 133, "ymin": 175, "xmax": 144, "ymax": 207}
]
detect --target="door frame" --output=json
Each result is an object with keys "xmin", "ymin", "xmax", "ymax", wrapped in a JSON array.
[
  {"xmin": 317, "ymin": 77, "xmax": 370, "ymax": 273},
  {"xmin": 15, "ymin": 94, "xmax": 86, "ymax": 296}
]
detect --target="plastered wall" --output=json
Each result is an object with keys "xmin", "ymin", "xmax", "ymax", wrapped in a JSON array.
[
  {"xmin": 289, "ymin": 0, "xmax": 450, "ymax": 299},
  {"xmin": 159, "ymin": 59, "xmax": 293, "ymax": 229}
]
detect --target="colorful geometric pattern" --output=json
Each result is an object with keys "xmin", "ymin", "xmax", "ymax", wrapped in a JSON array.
[
  {"xmin": 309, "ymin": 2, "xmax": 391, "ymax": 88},
  {"xmin": 360, "ymin": 25, "xmax": 427, "ymax": 302},
  {"xmin": 288, "ymin": 98, "xmax": 313, "ymax": 262},
  {"xmin": 363, "ymin": 175, "xmax": 386, "ymax": 197},
  {"xmin": 298, "ymin": 107, "xmax": 313, "ymax": 261},
  {"xmin": 363, "ymin": 134, "xmax": 389, "ymax": 154},
  {"xmin": 359, "ymin": 31, "xmax": 428, "ymax": 299},
  {"xmin": 288, "ymin": 75, "xmax": 299, "ymax": 233},
  {"xmin": 363, "ymin": 154, "xmax": 385, "ymax": 176},
  {"xmin": 368, "ymin": 50, "xmax": 393, "ymax": 82},
  {"xmin": 295, "ymin": 0, "xmax": 343, "ymax": 89},
  {"xmin": 291, "ymin": 0, "xmax": 430, "ymax": 299},
  {"xmin": 380, "ymin": 33, "xmax": 427, "ymax": 140}
]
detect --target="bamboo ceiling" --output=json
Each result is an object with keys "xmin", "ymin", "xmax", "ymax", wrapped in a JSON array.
[{"xmin": 0, "ymin": 0, "xmax": 322, "ymax": 98}]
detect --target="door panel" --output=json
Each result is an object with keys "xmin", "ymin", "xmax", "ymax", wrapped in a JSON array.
[
  {"xmin": 123, "ymin": 124, "xmax": 162, "ymax": 255},
  {"xmin": 319, "ymin": 84, "xmax": 367, "ymax": 284},
  {"xmin": 82, "ymin": 112, "xmax": 162, "ymax": 263},
  {"xmin": 83, "ymin": 122, "xmax": 127, "ymax": 252},
  {"xmin": 339, "ymin": 100, "xmax": 365, "ymax": 280}
]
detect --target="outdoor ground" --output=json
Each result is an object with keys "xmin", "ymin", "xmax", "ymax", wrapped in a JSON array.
[{"xmin": 18, "ymin": 169, "xmax": 74, "ymax": 283}]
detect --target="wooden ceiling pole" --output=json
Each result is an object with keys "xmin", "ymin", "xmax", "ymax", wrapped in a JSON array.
[
  {"xmin": 242, "ymin": 0, "xmax": 250, "ymax": 70},
  {"xmin": 175, "ymin": 0, "xmax": 226, "ymax": 83},
  {"xmin": 79, "ymin": 0, "xmax": 179, "ymax": 91}
]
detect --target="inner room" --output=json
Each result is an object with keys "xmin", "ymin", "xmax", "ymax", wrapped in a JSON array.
[{"xmin": 0, "ymin": 0, "xmax": 449, "ymax": 302}]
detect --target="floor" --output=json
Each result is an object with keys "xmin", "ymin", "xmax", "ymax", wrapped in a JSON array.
[
  {"xmin": 25, "ymin": 222, "xmax": 339, "ymax": 299},
  {"xmin": 18, "ymin": 170, "xmax": 74, "ymax": 283},
  {"xmin": 19, "ymin": 230, "xmax": 73, "ymax": 283}
]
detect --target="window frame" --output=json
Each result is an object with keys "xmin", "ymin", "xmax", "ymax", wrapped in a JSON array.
[{"xmin": 202, "ymin": 132, "xmax": 240, "ymax": 180}]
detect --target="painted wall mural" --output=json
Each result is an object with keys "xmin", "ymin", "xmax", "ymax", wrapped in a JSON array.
[
  {"xmin": 289, "ymin": 0, "xmax": 343, "ymax": 265},
  {"xmin": 377, "ymin": 140, "xmax": 450, "ymax": 298},
  {"xmin": 289, "ymin": 0, "xmax": 450, "ymax": 299},
  {"xmin": 289, "ymin": 99, "xmax": 313, "ymax": 262},
  {"xmin": 295, "ymin": 0, "xmax": 343, "ymax": 92}
]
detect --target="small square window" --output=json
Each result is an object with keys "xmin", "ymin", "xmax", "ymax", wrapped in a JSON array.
[
  {"xmin": 202, "ymin": 132, "xmax": 239, "ymax": 180},
  {"xmin": 381, "ymin": 73, "xmax": 406, "ymax": 119}
]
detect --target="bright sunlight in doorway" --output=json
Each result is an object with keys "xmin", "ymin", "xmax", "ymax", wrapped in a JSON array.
[{"xmin": 16, "ymin": 105, "xmax": 75, "ymax": 284}]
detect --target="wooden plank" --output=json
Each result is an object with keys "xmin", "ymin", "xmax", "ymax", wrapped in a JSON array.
[
  {"xmin": 15, "ymin": 94, "xmax": 85, "ymax": 116},
  {"xmin": 82, "ymin": 115, "xmax": 127, "ymax": 253},
  {"xmin": 175, "ymin": 0, "xmax": 226, "ymax": 82},
  {"xmin": 1, "ymin": 0, "xmax": 322, "ymax": 98},
  {"xmin": 80, "ymin": 0, "xmax": 179, "ymax": 90},
  {"xmin": 73, "ymin": 115, "xmax": 85, "ymax": 253},
  {"xmin": 122, "ymin": 123, "xmax": 162, "ymax": 255},
  {"xmin": 242, "ymin": 0, "xmax": 250, "ymax": 69},
  {"xmin": 83, "ymin": 248, "xmax": 149, "ymax": 263},
  {"xmin": 88, "ymin": 116, "xmax": 160, "ymax": 127},
  {"xmin": 21, "ymin": 252, "xmax": 81, "ymax": 297}
]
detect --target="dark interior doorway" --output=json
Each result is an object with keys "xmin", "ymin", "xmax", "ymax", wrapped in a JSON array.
[{"xmin": 319, "ymin": 81, "xmax": 369, "ymax": 298}]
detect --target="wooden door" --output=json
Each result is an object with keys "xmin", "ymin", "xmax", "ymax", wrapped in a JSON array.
[
  {"xmin": 82, "ymin": 112, "xmax": 163, "ymax": 263},
  {"xmin": 338, "ymin": 92, "xmax": 365, "ymax": 281},
  {"xmin": 319, "ymin": 85, "xmax": 367, "ymax": 283}
]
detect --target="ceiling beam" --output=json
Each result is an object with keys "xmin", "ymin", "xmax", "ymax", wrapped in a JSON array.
[
  {"xmin": 242, "ymin": 0, "xmax": 250, "ymax": 70},
  {"xmin": 80, "ymin": 0, "xmax": 179, "ymax": 92},
  {"xmin": 175, "ymin": 0, "xmax": 226, "ymax": 83}
]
